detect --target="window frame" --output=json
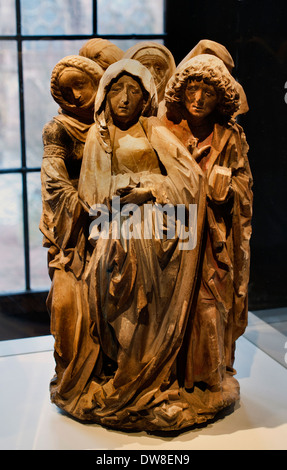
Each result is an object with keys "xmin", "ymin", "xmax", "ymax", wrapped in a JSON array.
[{"xmin": 0, "ymin": 0, "xmax": 167, "ymax": 296}]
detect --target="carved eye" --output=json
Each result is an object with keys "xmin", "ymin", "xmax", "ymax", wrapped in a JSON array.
[
  {"xmin": 187, "ymin": 85, "xmax": 197, "ymax": 92},
  {"xmin": 110, "ymin": 85, "xmax": 122, "ymax": 93}
]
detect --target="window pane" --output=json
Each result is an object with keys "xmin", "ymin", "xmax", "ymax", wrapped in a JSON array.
[
  {"xmin": 23, "ymin": 40, "xmax": 87, "ymax": 168},
  {"xmin": 0, "ymin": 174, "xmax": 25, "ymax": 293},
  {"xmin": 21, "ymin": 0, "xmax": 93, "ymax": 35},
  {"xmin": 28, "ymin": 172, "xmax": 50, "ymax": 290},
  {"xmin": 0, "ymin": 0, "xmax": 16, "ymax": 35},
  {"xmin": 0, "ymin": 41, "xmax": 21, "ymax": 169},
  {"xmin": 97, "ymin": 0, "xmax": 164, "ymax": 35},
  {"xmin": 112, "ymin": 38, "xmax": 164, "ymax": 53}
]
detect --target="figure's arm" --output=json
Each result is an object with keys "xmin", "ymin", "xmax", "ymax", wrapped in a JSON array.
[
  {"xmin": 40, "ymin": 121, "xmax": 83, "ymax": 251},
  {"xmin": 208, "ymin": 127, "xmax": 252, "ymax": 206}
]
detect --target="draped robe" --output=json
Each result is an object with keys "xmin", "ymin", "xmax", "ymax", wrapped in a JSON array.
[
  {"xmin": 47, "ymin": 115, "xmax": 209, "ymax": 430},
  {"xmin": 161, "ymin": 115, "xmax": 253, "ymax": 392}
]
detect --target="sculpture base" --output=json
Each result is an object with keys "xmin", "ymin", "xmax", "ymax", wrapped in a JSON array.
[{"xmin": 51, "ymin": 373, "xmax": 240, "ymax": 433}]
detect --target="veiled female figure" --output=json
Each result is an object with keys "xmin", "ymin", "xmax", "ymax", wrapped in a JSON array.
[
  {"xmin": 40, "ymin": 55, "xmax": 103, "ymax": 396},
  {"xmin": 49, "ymin": 58, "xmax": 210, "ymax": 431},
  {"xmin": 162, "ymin": 54, "xmax": 253, "ymax": 399},
  {"xmin": 123, "ymin": 41, "xmax": 176, "ymax": 110}
]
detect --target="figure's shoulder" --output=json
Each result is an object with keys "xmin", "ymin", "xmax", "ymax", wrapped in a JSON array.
[
  {"xmin": 141, "ymin": 115, "xmax": 178, "ymax": 142},
  {"xmin": 140, "ymin": 116, "xmax": 197, "ymax": 162},
  {"xmin": 213, "ymin": 120, "xmax": 245, "ymax": 145},
  {"xmin": 142, "ymin": 115, "xmax": 189, "ymax": 141},
  {"xmin": 42, "ymin": 118, "xmax": 72, "ymax": 147},
  {"xmin": 225, "ymin": 119, "xmax": 244, "ymax": 137}
]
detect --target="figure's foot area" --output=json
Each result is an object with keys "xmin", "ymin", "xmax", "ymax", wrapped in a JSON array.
[{"xmin": 51, "ymin": 373, "xmax": 240, "ymax": 433}]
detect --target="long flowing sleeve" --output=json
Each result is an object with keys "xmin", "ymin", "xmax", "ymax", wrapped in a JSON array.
[{"xmin": 40, "ymin": 119, "xmax": 87, "ymax": 278}]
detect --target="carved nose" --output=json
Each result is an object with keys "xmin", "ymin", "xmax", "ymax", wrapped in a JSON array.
[
  {"xmin": 121, "ymin": 93, "xmax": 129, "ymax": 104},
  {"xmin": 120, "ymin": 91, "xmax": 129, "ymax": 104},
  {"xmin": 195, "ymin": 91, "xmax": 204, "ymax": 104},
  {"xmin": 72, "ymin": 89, "xmax": 81, "ymax": 102}
]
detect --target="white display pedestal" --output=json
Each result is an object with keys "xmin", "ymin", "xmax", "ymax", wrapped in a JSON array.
[{"xmin": 1, "ymin": 323, "xmax": 287, "ymax": 450}]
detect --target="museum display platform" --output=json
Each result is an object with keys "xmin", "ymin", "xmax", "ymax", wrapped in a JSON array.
[{"xmin": 0, "ymin": 312, "xmax": 286, "ymax": 450}]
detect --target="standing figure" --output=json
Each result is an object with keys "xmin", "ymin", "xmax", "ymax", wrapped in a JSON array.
[
  {"xmin": 162, "ymin": 54, "xmax": 253, "ymax": 399},
  {"xmin": 40, "ymin": 55, "xmax": 103, "ymax": 399},
  {"xmin": 123, "ymin": 41, "xmax": 176, "ymax": 113},
  {"xmin": 47, "ymin": 58, "xmax": 214, "ymax": 432}
]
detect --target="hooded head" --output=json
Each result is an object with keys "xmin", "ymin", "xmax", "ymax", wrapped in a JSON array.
[
  {"xmin": 165, "ymin": 54, "xmax": 240, "ymax": 123},
  {"xmin": 95, "ymin": 58, "xmax": 158, "ymax": 121},
  {"xmin": 50, "ymin": 55, "xmax": 103, "ymax": 120},
  {"xmin": 92, "ymin": 59, "xmax": 158, "ymax": 152},
  {"xmin": 123, "ymin": 42, "xmax": 176, "ymax": 102},
  {"xmin": 79, "ymin": 38, "xmax": 124, "ymax": 70},
  {"xmin": 177, "ymin": 39, "xmax": 235, "ymax": 72},
  {"xmin": 176, "ymin": 40, "xmax": 248, "ymax": 116}
]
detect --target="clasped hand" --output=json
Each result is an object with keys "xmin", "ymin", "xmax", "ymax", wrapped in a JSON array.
[{"xmin": 116, "ymin": 185, "xmax": 153, "ymax": 205}]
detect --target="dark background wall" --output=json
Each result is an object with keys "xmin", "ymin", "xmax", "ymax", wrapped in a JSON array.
[{"xmin": 166, "ymin": 0, "xmax": 287, "ymax": 310}]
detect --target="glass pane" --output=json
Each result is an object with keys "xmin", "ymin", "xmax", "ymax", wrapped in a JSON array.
[
  {"xmin": 113, "ymin": 38, "xmax": 164, "ymax": 53},
  {"xmin": 23, "ymin": 40, "xmax": 87, "ymax": 168},
  {"xmin": 27, "ymin": 172, "xmax": 50, "ymax": 290},
  {"xmin": 0, "ymin": 41, "xmax": 21, "ymax": 169},
  {"xmin": 0, "ymin": 0, "xmax": 16, "ymax": 35},
  {"xmin": 0, "ymin": 174, "xmax": 25, "ymax": 293},
  {"xmin": 98, "ymin": 0, "xmax": 164, "ymax": 35},
  {"xmin": 21, "ymin": 0, "xmax": 93, "ymax": 35}
]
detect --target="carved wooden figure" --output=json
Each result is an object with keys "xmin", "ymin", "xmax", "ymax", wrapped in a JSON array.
[
  {"xmin": 40, "ymin": 55, "xmax": 103, "ymax": 396},
  {"xmin": 40, "ymin": 51, "xmax": 252, "ymax": 433},
  {"xmin": 162, "ymin": 53, "xmax": 253, "ymax": 400}
]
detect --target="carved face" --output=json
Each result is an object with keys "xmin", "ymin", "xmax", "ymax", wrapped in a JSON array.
[
  {"xmin": 107, "ymin": 75, "xmax": 144, "ymax": 129},
  {"xmin": 137, "ymin": 57, "xmax": 167, "ymax": 85},
  {"xmin": 134, "ymin": 53, "xmax": 169, "ymax": 101},
  {"xmin": 184, "ymin": 79, "xmax": 218, "ymax": 120},
  {"xmin": 58, "ymin": 68, "xmax": 97, "ymax": 109}
]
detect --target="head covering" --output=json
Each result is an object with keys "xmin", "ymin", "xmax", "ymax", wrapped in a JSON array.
[
  {"xmin": 165, "ymin": 54, "xmax": 240, "ymax": 119},
  {"xmin": 123, "ymin": 42, "xmax": 176, "ymax": 101},
  {"xmin": 92, "ymin": 59, "xmax": 158, "ymax": 154},
  {"xmin": 95, "ymin": 58, "xmax": 158, "ymax": 121},
  {"xmin": 79, "ymin": 38, "xmax": 124, "ymax": 70},
  {"xmin": 50, "ymin": 55, "xmax": 103, "ymax": 115},
  {"xmin": 177, "ymin": 40, "xmax": 248, "ymax": 116},
  {"xmin": 177, "ymin": 39, "xmax": 235, "ymax": 72},
  {"xmin": 49, "ymin": 55, "xmax": 104, "ymax": 141}
]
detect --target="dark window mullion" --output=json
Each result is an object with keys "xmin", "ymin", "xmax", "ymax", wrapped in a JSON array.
[
  {"xmin": 15, "ymin": 34, "xmax": 166, "ymax": 40},
  {"xmin": 16, "ymin": 0, "xmax": 31, "ymax": 291},
  {"xmin": 1, "ymin": 0, "xmax": 166, "ymax": 296},
  {"xmin": 93, "ymin": 0, "xmax": 98, "ymax": 35},
  {"xmin": 163, "ymin": 0, "xmax": 167, "ymax": 39}
]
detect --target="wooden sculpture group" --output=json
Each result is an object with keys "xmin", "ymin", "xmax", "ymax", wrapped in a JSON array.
[{"xmin": 40, "ymin": 38, "xmax": 253, "ymax": 432}]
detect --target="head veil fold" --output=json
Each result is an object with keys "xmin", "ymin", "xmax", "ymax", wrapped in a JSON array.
[
  {"xmin": 79, "ymin": 59, "xmax": 158, "ymax": 206},
  {"xmin": 92, "ymin": 59, "xmax": 158, "ymax": 154},
  {"xmin": 50, "ymin": 54, "xmax": 104, "ymax": 141}
]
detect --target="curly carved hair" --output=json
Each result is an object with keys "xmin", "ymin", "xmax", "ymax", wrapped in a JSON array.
[
  {"xmin": 50, "ymin": 55, "xmax": 103, "ymax": 111},
  {"xmin": 165, "ymin": 54, "xmax": 240, "ymax": 121}
]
